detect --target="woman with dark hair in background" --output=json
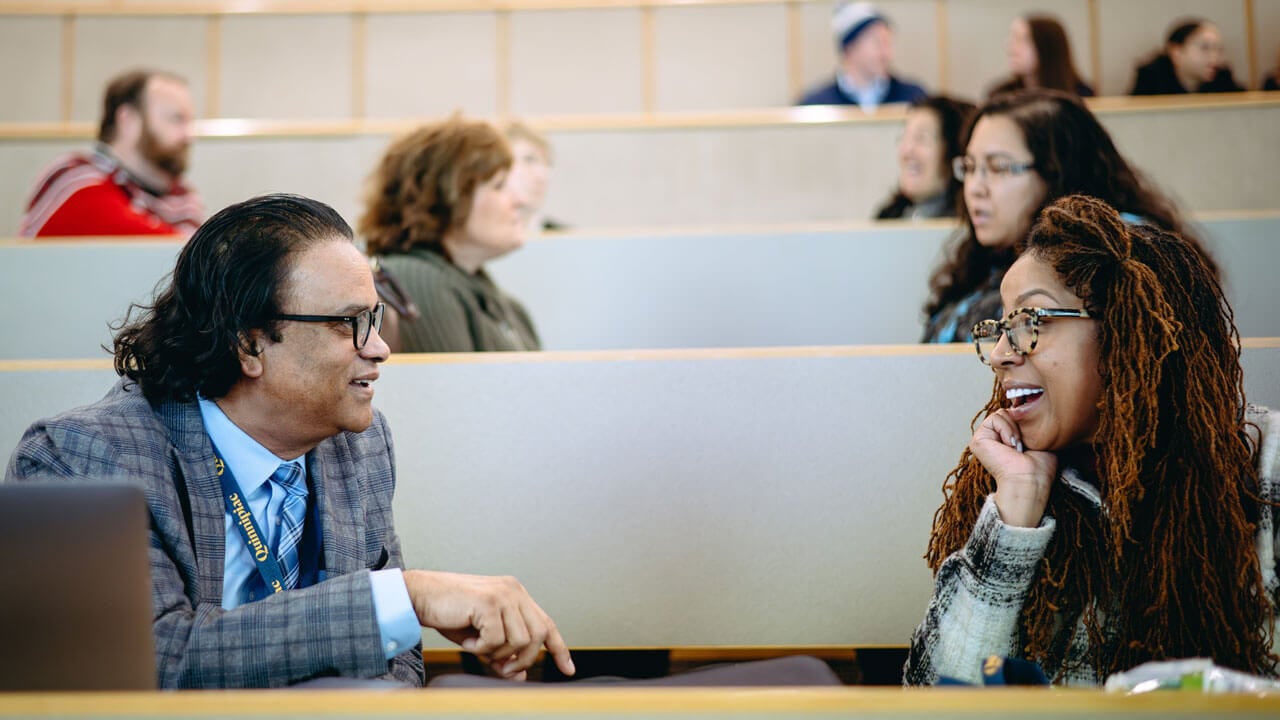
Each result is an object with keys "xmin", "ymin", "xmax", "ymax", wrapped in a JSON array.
[
  {"xmin": 1130, "ymin": 18, "xmax": 1244, "ymax": 95},
  {"xmin": 907, "ymin": 195, "xmax": 1277, "ymax": 685},
  {"xmin": 1263, "ymin": 47, "xmax": 1280, "ymax": 91},
  {"xmin": 876, "ymin": 96, "xmax": 976, "ymax": 220},
  {"xmin": 989, "ymin": 15, "xmax": 1094, "ymax": 98},
  {"xmin": 921, "ymin": 90, "xmax": 1210, "ymax": 344}
]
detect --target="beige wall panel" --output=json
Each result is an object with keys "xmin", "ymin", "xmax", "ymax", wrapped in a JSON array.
[
  {"xmin": 1097, "ymin": 0, "xmax": 1248, "ymax": 96},
  {"xmin": 0, "ymin": 140, "xmax": 83, "ymax": 236},
  {"xmin": 945, "ymin": 0, "xmax": 1091, "ymax": 100},
  {"xmin": 508, "ymin": 8, "xmax": 643, "ymax": 116},
  {"xmin": 799, "ymin": 0, "xmax": 939, "ymax": 101},
  {"xmin": 543, "ymin": 121, "xmax": 903, "ymax": 226},
  {"xmin": 0, "ymin": 17, "xmax": 62, "ymax": 123},
  {"xmin": 653, "ymin": 4, "xmax": 789, "ymax": 111},
  {"xmin": 1098, "ymin": 104, "xmax": 1280, "ymax": 213},
  {"xmin": 72, "ymin": 16, "xmax": 208, "ymax": 122},
  {"xmin": 219, "ymin": 15, "xmax": 352, "ymax": 119},
  {"xmin": 365, "ymin": 12, "xmax": 498, "ymax": 119},
  {"xmin": 1256, "ymin": 0, "xmax": 1280, "ymax": 89},
  {"xmin": 187, "ymin": 135, "xmax": 388, "ymax": 229}
]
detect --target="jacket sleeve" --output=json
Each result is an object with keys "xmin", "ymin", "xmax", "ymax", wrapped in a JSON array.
[
  {"xmin": 1248, "ymin": 405, "xmax": 1279, "ymax": 608},
  {"xmin": 903, "ymin": 495, "xmax": 1054, "ymax": 685},
  {"xmin": 6, "ymin": 414, "xmax": 425, "ymax": 688}
]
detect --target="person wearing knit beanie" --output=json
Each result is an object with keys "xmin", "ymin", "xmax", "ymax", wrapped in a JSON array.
[{"xmin": 798, "ymin": 2, "xmax": 927, "ymax": 110}]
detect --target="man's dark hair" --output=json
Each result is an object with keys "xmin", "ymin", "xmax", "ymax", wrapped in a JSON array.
[
  {"xmin": 113, "ymin": 194, "xmax": 354, "ymax": 403},
  {"xmin": 97, "ymin": 69, "xmax": 187, "ymax": 144}
]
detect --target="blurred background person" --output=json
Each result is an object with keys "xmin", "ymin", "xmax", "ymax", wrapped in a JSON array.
[
  {"xmin": 360, "ymin": 117, "xmax": 540, "ymax": 353},
  {"xmin": 1263, "ymin": 47, "xmax": 1280, "ymax": 91},
  {"xmin": 922, "ymin": 90, "xmax": 1211, "ymax": 344},
  {"xmin": 988, "ymin": 14, "xmax": 1094, "ymax": 98},
  {"xmin": 19, "ymin": 69, "xmax": 203, "ymax": 238},
  {"xmin": 875, "ymin": 96, "xmax": 976, "ymax": 220},
  {"xmin": 504, "ymin": 121, "xmax": 566, "ymax": 233},
  {"xmin": 1130, "ymin": 18, "xmax": 1244, "ymax": 95},
  {"xmin": 798, "ymin": 2, "xmax": 926, "ymax": 111}
]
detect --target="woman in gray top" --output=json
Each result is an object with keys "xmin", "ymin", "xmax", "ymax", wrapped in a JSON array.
[{"xmin": 360, "ymin": 117, "xmax": 540, "ymax": 353}]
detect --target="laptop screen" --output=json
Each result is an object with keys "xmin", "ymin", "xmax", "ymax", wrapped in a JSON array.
[{"xmin": 0, "ymin": 483, "xmax": 157, "ymax": 691}]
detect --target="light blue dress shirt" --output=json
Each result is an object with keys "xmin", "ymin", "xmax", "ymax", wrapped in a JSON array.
[
  {"xmin": 837, "ymin": 73, "xmax": 890, "ymax": 111},
  {"xmin": 199, "ymin": 397, "xmax": 420, "ymax": 660}
]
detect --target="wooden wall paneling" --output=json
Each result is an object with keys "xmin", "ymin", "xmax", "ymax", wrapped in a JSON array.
[
  {"xmin": 218, "ymin": 13, "xmax": 352, "ymax": 119},
  {"xmin": 508, "ymin": 7, "xmax": 646, "ymax": 117},
  {"xmin": 71, "ymin": 14, "xmax": 209, "ymax": 121},
  {"xmin": 0, "ymin": 15, "xmax": 63, "ymax": 123},
  {"xmin": 363, "ymin": 12, "xmax": 500, "ymax": 120}
]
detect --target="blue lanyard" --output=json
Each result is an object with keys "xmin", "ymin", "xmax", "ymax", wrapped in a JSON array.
[{"xmin": 212, "ymin": 444, "xmax": 291, "ymax": 595}]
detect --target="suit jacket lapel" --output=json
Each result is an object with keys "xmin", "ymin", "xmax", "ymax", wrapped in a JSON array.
[
  {"xmin": 156, "ymin": 397, "xmax": 227, "ymax": 607},
  {"xmin": 310, "ymin": 434, "xmax": 366, "ymax": 576}
]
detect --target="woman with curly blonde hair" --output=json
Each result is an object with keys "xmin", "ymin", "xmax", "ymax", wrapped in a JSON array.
[
  {"xmin": 359, "ymin": 117, "xmax": 539, "ymax": 353},
  {"xmin": 906, "ymin": 194, "xmax": 1278, "ymax": 685}
]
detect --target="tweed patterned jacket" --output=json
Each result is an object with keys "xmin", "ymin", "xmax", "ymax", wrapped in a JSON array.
[
  {"xmin": 4, "ymin": 378, "xmax": 425, "ymax": 688},
  {"xmin": 905, "ymin": 406, "xmax": 1280, "ymax": 686}
]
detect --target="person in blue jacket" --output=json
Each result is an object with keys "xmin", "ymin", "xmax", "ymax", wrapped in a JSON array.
[{"xmin": 798, "ymin": 2, "xmax": 926, "ymax": 111}]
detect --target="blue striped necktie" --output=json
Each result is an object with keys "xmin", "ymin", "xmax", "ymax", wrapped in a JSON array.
[{"xmin": 270, "ymin": 462, "xmax": 307, "ymax": 590}]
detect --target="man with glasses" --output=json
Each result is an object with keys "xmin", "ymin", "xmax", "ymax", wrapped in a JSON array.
[{"xmin": 4, "ymin": 194, "xmax": 574, "ymax": 688}]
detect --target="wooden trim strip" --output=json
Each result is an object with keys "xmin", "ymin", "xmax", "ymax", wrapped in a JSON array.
[
  {"xmin": 1, "ymin": 687, "xmax": 1278, "ymax": 715},
  {"xmin": 0, "ymin": 0, "xmax": 815, "ymax": 15},
  {"xmin": 206, "ymin": 14, "xmax": 221, "ymax": 117},
  {"xmin": 351, "ymin": 11, "xmax": 366, "ymax": 118},
  {"xmin": 934, "ymin": 0, "xmax": 946, "ymax": 93},
  {"xmin": 1086, "ymin": 0, "xmax": 1100, "ymax": 90},
  {"xmin": 5, "ymin": 338, "xmax": 1278, "ymax": 373},
  {"xmin": 496, "ymin": 8, "xmax": 510, "ymax": 118},
  {"xmin": 785, "ymin": 0, "xmax": 801, "ymax": 101},
  {"xmin": 1245, "ymin": 0, "xmax": 1258, "ymax": 89},
  {"xmin": 59, "ymin": 14, "xmax": 74, "ymax": 123},
  {"xmin": 640, "ymin": 4, "xmax": 655, "ymax": 115},
  {"xmin": 3, "ymin": 92, "xmax": 1277, "ymax": 140}
]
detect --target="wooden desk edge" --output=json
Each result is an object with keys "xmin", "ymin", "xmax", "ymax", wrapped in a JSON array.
[
  {"xmin": 3, "ymin": 339, "xmax": 1278, "ymax": 372},
  {"xmin": 1, "ymin": 94, "xmax": 1276, "ymax": 139},
  {"xmin": 1, "ymin": 686, "xmax": 1279, "ymax": 715}
]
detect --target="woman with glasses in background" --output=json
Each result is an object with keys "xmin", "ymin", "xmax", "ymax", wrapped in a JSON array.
[
  {"xmin": 360, "ymin": 117, "xmax": 540, "ymax": 353},
  {"xmin": 920, "ymin": 89, "xmax": 1210, "ymax": 343},
  {"xmin": 906, "ymin": 194, "xmax": 1278, "ymax": 686}
]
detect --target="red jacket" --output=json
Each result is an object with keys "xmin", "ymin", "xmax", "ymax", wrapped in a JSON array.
[{"xmin": 19, "ymin": 146, "xmax": 204, "ymax": 238}]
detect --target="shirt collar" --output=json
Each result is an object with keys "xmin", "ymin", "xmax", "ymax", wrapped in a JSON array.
[
  {"xmin": 836, "ymin": 73, "xmax": 889, "ymax": 110},
  {"xmin": 198, "ymin": 396, "xmax": 307, "ymax": 495}
]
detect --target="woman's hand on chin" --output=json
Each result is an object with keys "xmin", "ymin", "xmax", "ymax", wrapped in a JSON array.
[{"xmin": 971, "ymin": 408, "xmax": 1058, "ymax": 528}]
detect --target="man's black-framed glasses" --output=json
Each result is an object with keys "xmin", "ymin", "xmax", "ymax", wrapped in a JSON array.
[
  {"xmin": 272, "ymin": 302, "xmax": 385, "ymax": 350},
  {"xmin": 972, "ymin": 307, "xmax": 1092, "ymax": 366}
]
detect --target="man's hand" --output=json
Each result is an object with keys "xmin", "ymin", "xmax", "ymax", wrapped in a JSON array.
[{"xmin": 402, "ymin": 570, "xmax": 575, "ymax": 680}]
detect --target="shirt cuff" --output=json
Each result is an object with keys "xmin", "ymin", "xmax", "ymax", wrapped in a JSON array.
[{"xmin": 370, "ymin": 568, "xmax": 421, "ymax": 660}]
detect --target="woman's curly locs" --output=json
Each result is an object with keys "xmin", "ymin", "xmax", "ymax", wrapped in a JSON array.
[{"xmin": 925, "ymin": 194, "xmax": 1276, "ymax": 680}]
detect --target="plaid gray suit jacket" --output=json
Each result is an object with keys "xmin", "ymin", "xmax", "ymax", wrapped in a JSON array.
[{"xmin": 5, "ymin": 377, "xmax": 426, "ymax": 688}]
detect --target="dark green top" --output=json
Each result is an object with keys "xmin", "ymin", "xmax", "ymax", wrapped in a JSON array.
[{"xmin": 377, "ymin": 248, "xmax": 540, "ymax": 353}]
